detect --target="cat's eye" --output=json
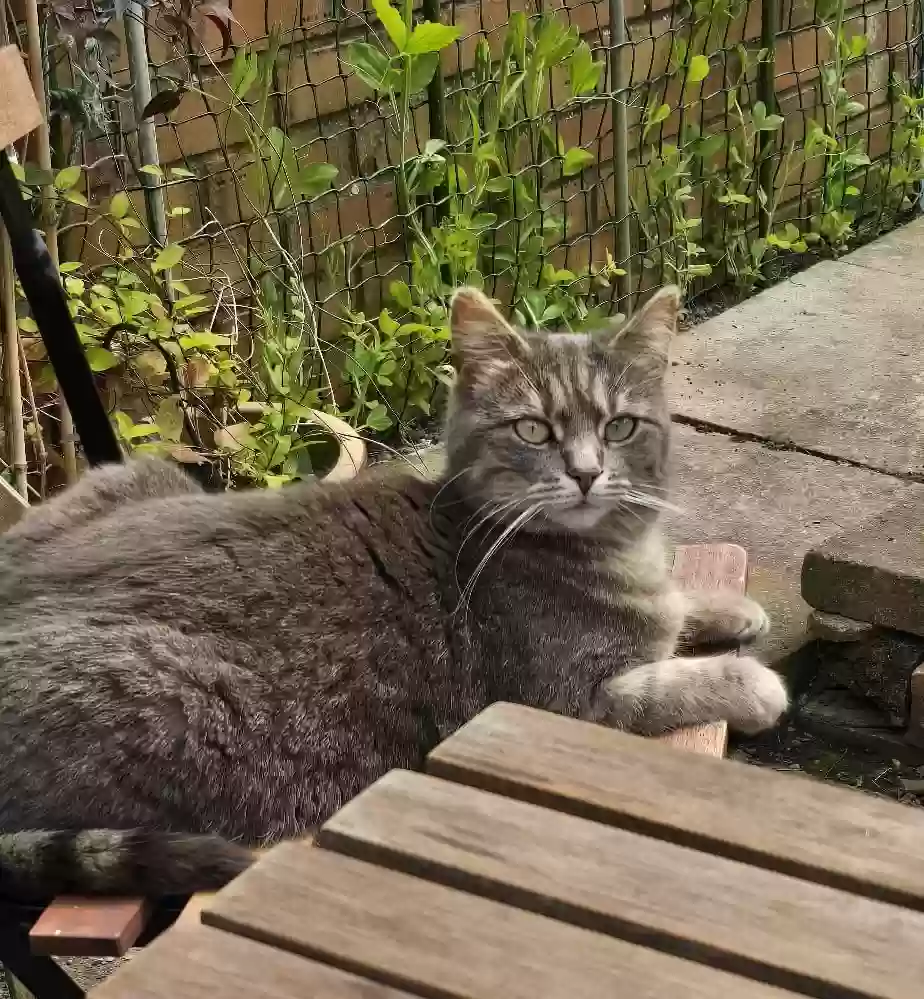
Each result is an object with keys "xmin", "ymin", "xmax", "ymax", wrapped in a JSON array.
[
  {"xmin": 513, "ymin": 418, "xmax": 552, "ymax": 445},
  {"xmin": 604, "ymin": 417, "xmax": 637, "ymax": 443}
]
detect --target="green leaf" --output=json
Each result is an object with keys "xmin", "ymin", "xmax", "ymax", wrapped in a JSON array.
[
  {"xmin": 155, "ymin": 395, "xmax": 184, "ymax": 441},
  {"xmin": 139, "ymin": 163, "xmax": 163, "ymax": 177},
  {"xmin": 562, "ymin": 147, "xmax": 594, "ymax": 176},
  {"xmin": 85, "ymin": 345, "xmax": 119, "ymax": 372},
  {"xmin": 405, "ymin": 22, "xmax": 460, "ymax": 55},
  {"xmin": 643, "ymin": 102, "xmax": 671, "ymax": 138},
  {"xmin": 344, "ymin": 41, "xmax": 392, "ymax": 92},
  {"xmin": 390, "ymin": 280, "xmax": 413, "ymax": 309},
  {"xmin": 569, "ymin": 41, "xmax": 604, "ymax": 97},
  {"xmin": 152, "ymin": 243, "xmax": 185, "ymax": 272},
  {"xmin": 758, "ymin": 113, "xmax": 784, "ymax": 131},
  {"xmin": 230, "ymin": 47, "xmax": 258, "ymax": 98},
  {"xmin": 109, "ymin": 191, "xmax": 130, "ymax": 219},
  {"xmin": 403, "ymin": 52, "xmax": 439, "ymax": 94},
  {"xmin": 170, "ymin": 167, "xmax": 197, "ymax": 179},
  {"xmin": 686, "ymin": 54, "xmax": 710, "ymax": 83},
  {"xmin": 293, "ymin": 162, "xmax": 338, "ymax": 197},
  {"xmin": 54, "ymin": 165, "xmax": 82, "ymax": 190},
  {"xmin": 364, "ymin": 403, "xmax": 394, "ymax": 432},
  {"xmin": 371, "ymin": 0, "xmax": 407, "ymax": 50},
  {"xmin": 845, "ymin": 151, "xmax": 871, "ymax": 166},
  {"xmin": 17, "ymin": 316, "xmax": 38, "ymax": 332},
  {"xmin": 63, "ymin": 190, "xmax": 89, "ymax": 207},
  {"xmin": 379, "ymin": 308, "xmax": 399, "ymax": 335},
  {"xmin": 59, "ymin": 261, "xmax": 82, "ymax": 273}
]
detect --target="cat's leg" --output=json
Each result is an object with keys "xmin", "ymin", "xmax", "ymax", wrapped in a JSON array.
[
  {"xmin": 677, "ymin": 590, "xmax": 770, "ymax": 647},
  {"xmin": 6, "ymin": 457, "xmax": 201, "ymax": 545},
  {"xmin": 600, "ymin": 653, "xmax": 788, "ymax": 735}
]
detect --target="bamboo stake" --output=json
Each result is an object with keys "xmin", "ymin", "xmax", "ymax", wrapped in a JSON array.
[
  {"xmin": 0, "ymin": 0, "xmax": 25, "ymax": 498},
  {"xmin": 1, "ymin": 228, "xmax": 25, "ymax": 497},
  {"xmin": 18, "ymin": 322, "xmax": 46, "ymax": 498},
  {"xmin": 22, "ymin": 0, "xmax": 78, "ymax": 482}
]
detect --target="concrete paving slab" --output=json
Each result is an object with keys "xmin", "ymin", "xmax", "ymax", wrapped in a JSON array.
[
  {"xmin": 840, "ymin": 217, "xmax": 924, "ymax": 280},
  {"xmin": 802, "ymin": 499, "xmax": 924, "ymax": 637},
  {"xmin": 668, "ymin": 257, "xmax": 924, "ymax": 477},
  {"xmin": 666, "ymin": 425, "xmax": 924, "ymax": 664}
]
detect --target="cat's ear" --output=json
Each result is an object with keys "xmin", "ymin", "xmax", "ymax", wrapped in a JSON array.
[
  {"xmin": 597, "ymin": 285, "xmax": 681, "ymax": 364},
  {"xmin": 450, "ymin": 287, "xmax": 529, "ymax": 372}
]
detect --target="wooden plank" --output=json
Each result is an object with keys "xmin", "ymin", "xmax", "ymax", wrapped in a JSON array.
[
  {"xmin": 201, "ymin": 843, "xmax": 802, "ymax": 999},
  {"xmin": 428, "ymin": 702, "xmax": 924, "ymax": 911},
  {"xmin": 88, "ymin": 922, "xmax": 416, "ymax": 999},
  {"xmin": 0, "ymin": 474, "xmax": 27, "ymax": 534},
  {"xmin": 0, "ymin": 46, "xmax": 44, "ymax": 149},
  {"xmin": 657, "ymin": 542, "xmax": 749, "ymax": 756},
  {"xmin": 672, "ymin": 542, "xmax": 748, "ymax": 592},
  {"xmin": 657, "ymin": 722, "xmax": 728, "ymax": 755},
  {"xmin": 29, "ymin": 898, "xmax": 148, "ymax": 958},
  {"xmin": 319, "ymin": 769, "xmax": 924, "ymax": 999}
]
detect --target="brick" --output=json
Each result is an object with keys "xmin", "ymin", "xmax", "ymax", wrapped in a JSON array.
[{"xmin": 802, "ymin": 501, "xmax": 924, "ymax": 636}]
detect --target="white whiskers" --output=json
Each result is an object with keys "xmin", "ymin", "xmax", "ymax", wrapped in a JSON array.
[{"xmin": 453, "ymin": 502, "xmax": 543, "ymax": 617}]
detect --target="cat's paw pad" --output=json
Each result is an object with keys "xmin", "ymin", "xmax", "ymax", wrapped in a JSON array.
[{"xmin": 722, "ymin": 655, "xmax": 788, "ymax": 734}]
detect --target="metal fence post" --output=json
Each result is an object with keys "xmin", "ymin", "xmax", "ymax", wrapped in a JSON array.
[
  {"xmin": 422, "ymin": 0, "xmax": 448, "ymax": 228},
  {"xmin": 608, "ymin": 0, "xmax": 633, "ymax": 312},
  {"xmin": 757, "ymin": 0, "xmax": 779, "ymax": 239}
]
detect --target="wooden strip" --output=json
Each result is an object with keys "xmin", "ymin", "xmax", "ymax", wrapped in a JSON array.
[
  {"xmin": 202, "ymin": 844, "xmax": 802, "ymax": 999},
  {"xmin": 0, "ymin": 474, "xmax": 27, "ymax": 534},
  {"xmin": 30, "ymin": 898, "xmax": 148, "ymax": 958},
  {"xmin": 672, "ymin": 542, "xmax": 748, "ymax": 592},
  {"xmin": 657, "ymin": 722, "xmax": 728, "ymax": 755},
  {"xmin": 319, "ymin": 770, "xmax": 924, "ymax": 999},
  {"xmin": 88, "ymin": 921, "xmax": 416, "ymax": 999},
  {"xmin": 0, "ymin": 46, "xmax": 43, "ymax": 149},
  {"xmin": 657, "ymin": 542, "xmax": 748, "ymax": 756},
  {"xmin": 427, "ymin": 702, "xmax": 924, "ymax": 911}
]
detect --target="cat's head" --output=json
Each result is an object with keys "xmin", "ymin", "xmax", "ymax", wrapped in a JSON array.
[{"xmin": 443, "ymin": 286, "xmax": 679, "ymax": 534}]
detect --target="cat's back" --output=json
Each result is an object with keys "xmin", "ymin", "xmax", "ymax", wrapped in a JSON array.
[{"xmin": 0, "ymin": 462, "xmax": 442, "ymax": 627}]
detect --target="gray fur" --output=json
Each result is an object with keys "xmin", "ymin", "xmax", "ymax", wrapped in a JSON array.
[{"xmin": 0, "ymin": 286, "xmax": 787, "ymax": 897}]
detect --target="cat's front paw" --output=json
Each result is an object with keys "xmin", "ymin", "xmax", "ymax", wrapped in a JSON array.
[
  {"xmin": 684, "ymin": 591, "xmax": 770, "ymax": 646},
  {"xmin": 722, "ymin": 655, "xmax": 788, "ymax": 734}
]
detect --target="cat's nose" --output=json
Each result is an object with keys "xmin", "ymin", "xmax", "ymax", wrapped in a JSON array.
[{"xmin": 566, "ymin": 466, "xmax": 601, "ymax": 495}]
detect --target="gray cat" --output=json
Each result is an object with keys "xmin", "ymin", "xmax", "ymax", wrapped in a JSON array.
[{"xmin": 0, "ymin": 285, "xmax": 787, "ymax": 899}]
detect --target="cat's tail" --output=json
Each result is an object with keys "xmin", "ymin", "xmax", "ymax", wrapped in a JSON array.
[{"xmin": 0, "ymin": 829, "xmax": 255, "ymax": 899}]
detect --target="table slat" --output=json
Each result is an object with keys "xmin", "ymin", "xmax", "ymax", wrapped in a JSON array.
[
  {"xmin": 320, "ymin": 769, "xmax": 923, "ymax": 999},
  {"xmin": 201, "ymin": 843, "xmax": 802, "ymax": 999},
  {"xmin": 427, "ymin": 702, "xmax": 924, "ymax": 910},
  {"xmin": 89, "ymin": 922, "xmax": 415, "ymax": 999}
]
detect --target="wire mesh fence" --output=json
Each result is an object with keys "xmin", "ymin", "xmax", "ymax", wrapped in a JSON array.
[{"xmin": 1, "ymin": 0, "xmax": 922, "ymax": 493}]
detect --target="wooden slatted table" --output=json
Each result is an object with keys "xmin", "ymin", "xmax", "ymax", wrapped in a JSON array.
[{"xmin": 90, "ymin": 700, "xmax": 924, "ymax": 999}]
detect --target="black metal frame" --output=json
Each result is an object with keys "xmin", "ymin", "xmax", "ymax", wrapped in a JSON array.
[{"xmin": 0, "ymin": 150, "xmax": 122, "ymax": 467}]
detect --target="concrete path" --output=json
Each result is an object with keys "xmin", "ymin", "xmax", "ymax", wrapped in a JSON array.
[{"xmin": 668, "ymin": 218, "xmax": 924, "ymax": 664}]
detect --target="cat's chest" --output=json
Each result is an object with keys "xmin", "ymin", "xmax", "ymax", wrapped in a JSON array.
[{"xmin": 469, "ymin": 562, "xmax": 681, "ymax": 665}]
